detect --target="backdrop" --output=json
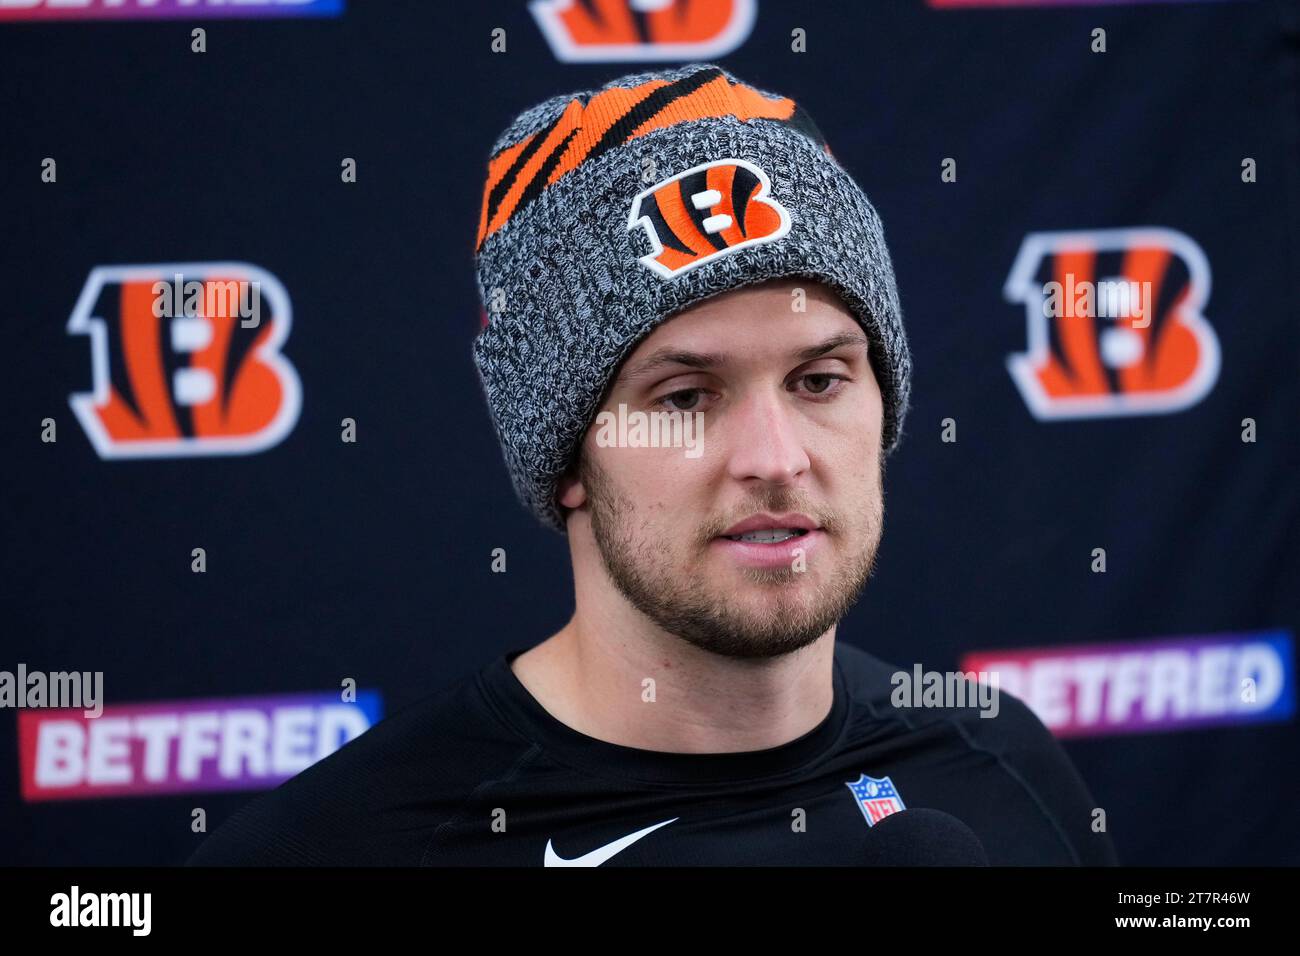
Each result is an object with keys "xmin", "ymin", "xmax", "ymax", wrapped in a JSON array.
[{"xmin": 1, "ymin": 0, "xmax": 1297, "ymax": 866}]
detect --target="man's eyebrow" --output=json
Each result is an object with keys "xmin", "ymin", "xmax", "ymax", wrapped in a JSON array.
[
  {"xmin": 617, "ymin": 332, "xmax": 870, "ymax": 387},
  {"xmin": 794, "ymin": 331, "xmax": 870, "ymax": 362}
]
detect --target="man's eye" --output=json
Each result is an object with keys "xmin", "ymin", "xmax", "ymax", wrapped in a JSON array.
[
  {"xmin": 656, "ymin": 389, "xmax": 705, "ymax": 412},
  {"xmin": 798, "ymin": 373, "xmax": 847, "ymax": 396}
]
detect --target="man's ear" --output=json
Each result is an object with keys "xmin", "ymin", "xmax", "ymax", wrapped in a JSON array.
[{"xmin": 556, "ymin": 455, "xmax": 587, "ymax": 509}]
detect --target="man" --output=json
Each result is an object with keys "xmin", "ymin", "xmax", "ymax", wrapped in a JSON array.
[{"xmin": 187, "ymin": 63, "xmax": 1117, "ymax": 866}]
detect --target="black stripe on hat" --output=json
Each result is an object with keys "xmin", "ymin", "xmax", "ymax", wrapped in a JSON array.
[
  {"xmin": 782, "ymin": 104, "xmax": 826, "ymax": 148},
  {"xmin": 582, "ymin": 66, "xmax": 725, "ymax": 169},
  {"xmin": 486, "ymin": 110, "xmax": 568, "ymax": 226},
  {"xmin": 512, "ymin": 127, "xmax": 582, "ymax": 221}
]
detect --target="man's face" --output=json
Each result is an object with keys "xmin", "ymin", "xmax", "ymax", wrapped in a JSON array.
[{"xmin": 563, "ymin": 278, "xmax": 886, "ymax": 661}]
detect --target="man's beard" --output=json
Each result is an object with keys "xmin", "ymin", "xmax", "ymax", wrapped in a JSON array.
[{"xmin": 579, "ymin": 451, "xmax": 883, "ymax": 661}]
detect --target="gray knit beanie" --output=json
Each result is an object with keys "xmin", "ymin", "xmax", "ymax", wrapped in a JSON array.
[{"xmin": 472, "ymin": 62, "xmax": 911, "ymax": 534}]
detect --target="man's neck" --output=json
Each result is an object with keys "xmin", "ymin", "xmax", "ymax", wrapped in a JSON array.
[{"xmin": 509, "ymin": 614, "xmax": 837, "ymax": 755}]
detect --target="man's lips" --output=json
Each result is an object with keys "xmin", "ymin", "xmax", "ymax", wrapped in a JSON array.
[
  {"xmin": 710, "ymin": 527, "xmax": 826, "ymax": 569},
  {"xmin": 710, "ymin": 513, "xmax": 825, "ymax": 570},
  {"xmin": 717, "ymin": 512, "xmax": 819, "ymax": 539}
]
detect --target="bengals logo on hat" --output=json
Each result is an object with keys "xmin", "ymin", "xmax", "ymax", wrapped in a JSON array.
[
  {"xmin": 1004, "ymin": 228, "xmax": 1219, "ymax": 419},
  {"xmin": 628, "ymin": 158, "xmax": 791, "ymax": 279},
  {"xmin": 530, "ymin": 0, "xmax": 756, "ymax": 63},
  {"xmin": 66, "ymin": 262, "xmax": 301, "ymax": 458}
]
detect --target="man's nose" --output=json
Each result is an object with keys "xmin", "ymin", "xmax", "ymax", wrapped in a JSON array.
[{"xmin": 723, "ymin": 387, "xmax": 811, "ymax": 485}]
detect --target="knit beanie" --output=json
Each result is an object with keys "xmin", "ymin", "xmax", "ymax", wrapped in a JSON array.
[{"xmin": 472, "ymin": 62, "xmax": 911, "ymax": 534}]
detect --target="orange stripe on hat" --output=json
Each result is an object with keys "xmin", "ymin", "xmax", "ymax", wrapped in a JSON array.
[{"xmin": 476, "ymin": 71, "xmax": 799, "ymax": 250}]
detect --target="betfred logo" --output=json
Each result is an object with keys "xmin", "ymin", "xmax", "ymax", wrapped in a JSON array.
[
  {"xmin": 961, "ymin": 630, "xmax": 1294, "ymax": 739},
  {"xmin": 629, "ymin": 158, "xmax": 791, "ymax": 279},
  {"xmin": 1004, "ymin": 228, "xmax": 1219, "ymax": 419},
  {"xmin": 530, "ymin": 0, "xmax": 756, "ymax": 62},
  {"xmin": 18, "ymin": 691, "xmax": 381, "ymax": 801},
  {"xmin": 67, "ymin": 263, "xmax": 302, "ymax": 458}
]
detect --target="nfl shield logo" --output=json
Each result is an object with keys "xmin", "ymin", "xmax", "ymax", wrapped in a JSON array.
[{"xmin": 845, "ymin": 772, "xmax": 906, "ymax": 827}]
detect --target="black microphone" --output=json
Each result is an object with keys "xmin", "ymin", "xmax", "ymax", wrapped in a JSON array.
[{"xmin": 857, "ymin": 809, "xmax": 989, "ymax": 866}]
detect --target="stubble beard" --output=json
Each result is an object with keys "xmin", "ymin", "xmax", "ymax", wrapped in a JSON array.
[{"xmin": 580, "ymin": 450, "xmax": 884, "ymax": 661}]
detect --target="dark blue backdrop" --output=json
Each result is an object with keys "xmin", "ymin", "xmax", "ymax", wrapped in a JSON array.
[{"xmin": 1, "ymin": 0, "xmax": 1297, "ymax": 865}]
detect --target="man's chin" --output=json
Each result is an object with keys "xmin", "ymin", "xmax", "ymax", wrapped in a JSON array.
[
  {"xmin": 668, "ymin": 612, "xmax": 837, "ymax": 661},
  {"xmin": 703, "ymin": 549, "xmax": 843, "ymax": 592},
  {"xmin": 667, "ymin": 586, "xmax": 839, "ymax": 646}
]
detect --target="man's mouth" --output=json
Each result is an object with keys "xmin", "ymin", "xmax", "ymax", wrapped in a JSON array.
[
  {"xmin": 712, "ymin": 514, "xmax": 824, "ymax": 568},
  {"xmin": 720, "ymin": 528, "xmax": 811, "ymax": 544},
  {"xmin": 716, "ymin": 512, "xmax": 821, "ymax": 543}
]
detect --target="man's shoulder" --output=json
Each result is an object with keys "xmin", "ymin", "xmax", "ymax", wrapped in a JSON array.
[
  {"xmin": 834, "ymin": 640, "xmax": 1118, "ymax": 865},
  {"xmin": 835, "ymin": 639, "xmax": 1053, "ymax": 743},
  {"xmin": 185, "ymin": 661, "xmax": 528, "ymax": 866}
]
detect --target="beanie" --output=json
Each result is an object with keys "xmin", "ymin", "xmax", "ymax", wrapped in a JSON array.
[{"xmin": 472, "ymin": 62, "xmax": 911, "ymax": 534}]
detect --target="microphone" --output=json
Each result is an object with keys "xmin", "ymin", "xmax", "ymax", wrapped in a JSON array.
[{"xmin": 857, "ymin": 809, "xmax": 989, "ymax": 866}]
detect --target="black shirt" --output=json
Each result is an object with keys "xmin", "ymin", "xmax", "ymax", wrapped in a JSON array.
[{"xmin": 185, "ymin": 641, "xmax": 1119, "ymax": 866}]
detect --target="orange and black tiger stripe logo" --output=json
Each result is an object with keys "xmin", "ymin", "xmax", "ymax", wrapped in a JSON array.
[
  {"xmin": 66, "ymin": 262, "xmax": 301, "ymax": 458},
  {"xmin": 628, "ymin": 158, "xmax": 791, "ymax": 278},
  {"xmin": 529, "ymin": 0, "xmax": 757, "ymax": 63},
  {"xmin": 1004, "ymin": 228, "xmax": 1220, "ymax": 419},
  {"xmin": 475, "ymin": 66, "xmax": 824, "ymax": 253}
]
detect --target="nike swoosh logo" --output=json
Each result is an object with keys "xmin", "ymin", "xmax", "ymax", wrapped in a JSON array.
[{"xmin": 543, "ymin": 817, "xmax": 678, "ymax": 867}]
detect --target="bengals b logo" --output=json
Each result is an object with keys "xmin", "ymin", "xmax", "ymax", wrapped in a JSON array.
[
  {"xmin": 629, "ymin": 158, "xmax": 791, "ymax": 280},
  {"xmin": 1004, "ymin": 228, "xmax": 1219, "ymax": 419},
  {"xmin": 67, "ymin": 262, "xmax": 301, "ymax": 458},
  {"xmin": 530, "ymin": 0, "xmax": 756, "ymax": 62}
]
